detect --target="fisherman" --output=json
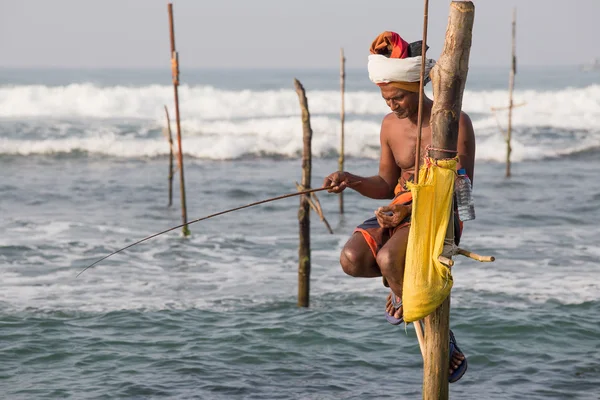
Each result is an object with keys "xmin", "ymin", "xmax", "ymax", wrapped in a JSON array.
[{"xmin": 323, "ymin": 31, "xmax": 475, "ymax": 382}]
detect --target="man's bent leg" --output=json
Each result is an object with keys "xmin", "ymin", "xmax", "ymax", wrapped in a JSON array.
[
  {"xmin": 340, "ymin": 232, "xmax": 381, "ymax": 277},
  {"xmin": 376, "ymin": 225, "xmax": 410, "ymax": 320}
]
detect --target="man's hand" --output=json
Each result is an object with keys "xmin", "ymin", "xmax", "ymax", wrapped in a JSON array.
[
  {"xmin": 375, "ymin": 204, "xmax": 411, "ymax": 228},
  {"xmin": 323, "ymin": 171, "xmax": 351, "ymax": 193}
]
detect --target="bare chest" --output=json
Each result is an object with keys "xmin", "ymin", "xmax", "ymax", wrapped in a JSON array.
[{"xmin": 387, "ymin": 123, "xmax": 433, "ymax": 172}]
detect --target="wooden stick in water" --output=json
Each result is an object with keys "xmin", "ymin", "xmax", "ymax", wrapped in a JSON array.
[
  {"xmin": 294, "ymin": 78, "xmax": 313, "ymax": 308},
  {"xmin": 163, "ymin": 105, "xmax": 174, "ymax": 207},
  {"xmin": 167, "ymin": 3, "xmax": 190, "ymax": 236},
  {"xmin": 506, "ymin": 8, "xmax": 517, "ymax": 178}
]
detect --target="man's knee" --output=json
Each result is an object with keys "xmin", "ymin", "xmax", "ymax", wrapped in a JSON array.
[
  {"xmin": 376, "ymin": 248, "xmax": 396, "ymax": 277},
  {"xmin": 340, "ymin": 247, "xmax": 362, "ymax": 276}
]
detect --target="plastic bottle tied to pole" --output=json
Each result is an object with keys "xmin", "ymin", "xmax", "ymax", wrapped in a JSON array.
[{"xmin": 455, "ymin": 168, "xmax": 475, "ymax": 221}]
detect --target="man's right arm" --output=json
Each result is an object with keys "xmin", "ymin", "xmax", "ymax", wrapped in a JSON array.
[
  {"xmin": 322, "ymin": 115, "xmax": 400, "ymax": 199},
  {"xmin": 322, "ymin": 171, "xmax": 393, "ymax": 199}
]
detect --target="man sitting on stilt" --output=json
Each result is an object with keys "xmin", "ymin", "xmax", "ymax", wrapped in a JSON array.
[{"xmin": 323, "ymin": 31, "xmax": 475, "ymax": 383}]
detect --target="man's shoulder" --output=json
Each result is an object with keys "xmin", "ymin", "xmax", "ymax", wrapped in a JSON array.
[
  {"xmin": 459, "ymin": 110, "xmax": 473, "ymax": 125},
  {"xmin": 380, "ymin": 113, "xmax": 407, "ymax": 137},
  {"xmin": 382, "ymin": 112, "xmax": 408, "ymax": 127},
  {"xmin": 382, "ymin": 112, "xmax": 397, "ymax": 123}
]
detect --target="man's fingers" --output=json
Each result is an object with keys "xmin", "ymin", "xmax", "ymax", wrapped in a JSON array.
[
  {"xmin": 326, "ymin": 179, "xmax": 348, "ymax": 193},
  {"xmin": 376, "ymin": 215, "xmax": 393, "ymax": 228},
  {"xmin": 375, "ymin": 208, "xmax": 401, "ymax": 228}
]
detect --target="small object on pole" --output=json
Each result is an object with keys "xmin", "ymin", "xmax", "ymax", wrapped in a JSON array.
[
  {"xmin": 164, "ymin": 106, "xmax": 174, "ymax": 207},
  {"xmin": 438, "ymin": 255, "xmax": 454, "ymax": 267},
  {"xmin": 339, "ymin": 47, "xmax": 346, "ymax": 214},
  {"xmin": 456, "ymin": 248, "xmax": 495, "ymax": 262},
  {"xmin": 425, "ymin": 2, "xmax": 475, "ymax": 399},
  {"xmin": 506, "ymin": 8, "xmax": 517, "ymax": 178},
  {"xmin": 294, "ymin": 78, "xmax": 313, "ymax": 308},
  {"xmin": 167, "ymin": 3, "xmax": 190, "ymax": 236},
  {"xmin": 415, "ymin": 320, "xmax": 426, "ymax": 359}
]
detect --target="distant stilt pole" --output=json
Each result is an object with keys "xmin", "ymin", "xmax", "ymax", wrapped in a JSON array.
[
  {"xmin": 506, "ymin": 8, "xmax": 517, "ymax": 178},
  {"xmin": 167, "ymin": 3, "xmax": 190, "ymax": 236},
  {"xmin": 425, "ymin": 2, "xmax": 475, "ymax": 399},
  {"xmin": 164, "ymin": 105, "xmax": 174, "ymax": 207},
  {"xmin": 339, "ymin": 48, "xmax": 346, "ymax": 214},
  {"xmin": 294, "ymin": 78, "xmax": 313, "ymax": 308}
]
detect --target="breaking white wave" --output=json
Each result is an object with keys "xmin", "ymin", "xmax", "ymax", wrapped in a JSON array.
[
  {"xmin": 1, "ymin": 83, "xmax": 599, "ymax": 161},
  {"xmin": 2, "ymin": 83, "xmax": 600, "ymax": 123}
]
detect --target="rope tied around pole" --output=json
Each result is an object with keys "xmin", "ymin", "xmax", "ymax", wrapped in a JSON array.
[{"xmin": 426, "ymin": 145, "xmax": 458, "ymax": 155}]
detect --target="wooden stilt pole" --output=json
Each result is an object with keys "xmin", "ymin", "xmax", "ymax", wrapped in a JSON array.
[
  {"xmin": 424, "ymin": 2, "xmax": 475, "ymax": 399},
  {"xmin": 412, "ymin": 0, "xmax": 430, "ymax": 364},
  {"xmin": 294, "ymin": 78, "xmax": 313, "ymax": 308},
  {"xmin": 339, "ymin": 48, "xmax": 346, "ymax": 214},
  {"xmin": 167, "ymin": 3, "xmax": 190, "ymax": 236},
  {"xmin": 506, "ymin": 8, "xmax": 517, "ymax": 178},
  {"xmin": 164, "ymin": 105, "xmax": 174, "ymax": 207}
]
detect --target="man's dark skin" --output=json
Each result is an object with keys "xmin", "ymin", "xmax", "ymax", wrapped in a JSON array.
[{"xmin": 323, "ymin": 84, "xmax": 476, "ymax": 375}]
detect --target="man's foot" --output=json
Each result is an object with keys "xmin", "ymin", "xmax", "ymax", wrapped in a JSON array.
[
  {"xmin": 449, "ymin": 330, "xmax": 468, "ymax": 383},
  {"xmin": 385, "ymin": 295, "xmax": 468, "ymax": 382},
  {"xmin": 385, "ymin": 291, "xmax": 403, "ymax": 325},
  {"xmin": 449, "ymin": 347, "xmax": 465, "ymax": 377}
]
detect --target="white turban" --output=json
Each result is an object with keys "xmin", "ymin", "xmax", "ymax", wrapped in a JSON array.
[{"xmin": 368, "ymin": 54, "xmax": 436, "ymax": 92}]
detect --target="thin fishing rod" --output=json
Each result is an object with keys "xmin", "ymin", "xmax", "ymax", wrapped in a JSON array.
[
  {"xmin": 77, "ymin": 185, "xmax": 335, "ymax": 277},
  {"xmin": 414, "ymin": 0, "xmax": 430, "ymax": 184}
]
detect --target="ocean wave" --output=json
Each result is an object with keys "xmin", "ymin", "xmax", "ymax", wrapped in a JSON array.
[
  {"xmin": 1, "ymin": 83, "xmax": 600, "ymax": 162},
  {"xmin": 1, "ymin": 118, "xmax": 599, "ymax": 162},
  {"xmin": 1, "ymin": 83, "xmax": 600, "ymax": 129}
]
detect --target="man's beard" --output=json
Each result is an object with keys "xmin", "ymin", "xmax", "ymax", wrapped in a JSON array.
[{"xmin": 394, "ymin": 110, "xmax": 409, "ymax": 119}]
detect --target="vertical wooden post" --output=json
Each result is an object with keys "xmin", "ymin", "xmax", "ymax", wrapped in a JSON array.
[
  {"xmin": 164, "ymin": 105, "xmax": 174, "ymax": 207},
  {"xmin": 425, "ymin": 2, "xmax": 475, "ymax": 399},
  {"xmin": 338, "ymin": 48, "xmax": 346, "ymax": 214},
  {"xmin": 294, "ymin": 78, "xmax": 312, "ymax": 308},
  {"xmin": 168, "ymin": 3, "xmax": 190, "ymax": 236},
  {"xmin": 506, "ymin": 8, "xmax": 516, "ymax": 178},
  {"xmin": 412, "ymin": 0, "xmax": 430, "ymax": 360}
]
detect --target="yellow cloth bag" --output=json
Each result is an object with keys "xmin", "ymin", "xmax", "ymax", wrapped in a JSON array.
[{"xmin": 402, "ymin": 157, "xmax": 456, "ymax": 323}]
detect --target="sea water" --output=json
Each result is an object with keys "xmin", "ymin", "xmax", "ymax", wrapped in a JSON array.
[{"xmin": 1, "ymin": 66, "xmax": 599, "ymax": 399}]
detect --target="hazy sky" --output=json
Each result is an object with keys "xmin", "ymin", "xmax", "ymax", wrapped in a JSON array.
[{"xmin": 1, "ymin": 0, "xmax": 598, "ymax": 69}]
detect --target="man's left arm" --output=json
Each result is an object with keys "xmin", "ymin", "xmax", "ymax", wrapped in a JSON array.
[{"xmin": 457, "ymin": 112, "xmax": 476, "ymax": 184}]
